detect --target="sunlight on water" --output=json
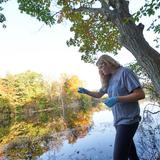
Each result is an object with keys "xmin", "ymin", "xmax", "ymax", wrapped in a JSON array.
[
  {"xmin": 1, "ymin": 101, "xmax": 159, "ymax": 160},
  {"xmin": 38, "ymin": 110, "xmax": 115, "ymax": 160},
  {"xmin": 38, "ymin": 102, "xmax": 160, "ymax": 160}
]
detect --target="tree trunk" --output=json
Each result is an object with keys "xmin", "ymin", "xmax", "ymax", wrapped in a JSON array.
[{"xmin": 112, "ymin": 7, "xmax": 160, "ymax": 94}]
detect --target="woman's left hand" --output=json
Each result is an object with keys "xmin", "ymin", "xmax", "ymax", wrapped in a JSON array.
[{"xmin": 104, "ymin": 97, "xmax": 118, "ymax": 108}]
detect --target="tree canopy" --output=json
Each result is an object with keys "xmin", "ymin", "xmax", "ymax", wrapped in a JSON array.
[
  {"xmin": 0, "ymin": 0, "xmax": 159, "ymax": 61},
  {"xmin": 1, "ymin": 0, "xmax": 160, "ymax": 94}
]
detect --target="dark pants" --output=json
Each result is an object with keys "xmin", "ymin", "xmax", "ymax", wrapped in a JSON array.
[{"xmin": 113, "ymin": 122, "xmax": 139, "ymax": 160}]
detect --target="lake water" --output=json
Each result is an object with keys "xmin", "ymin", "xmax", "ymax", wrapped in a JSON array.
[
  {"xmin": 38, "ymin": 110, "xmax": 115, "ymax": 160},
  {"xmin": 37, "ymin": 101, "xmax": 160, "ymax": 160},
  {"xmin": 1, "ymin": 101, "xmax": 160, "ymax": 160}
]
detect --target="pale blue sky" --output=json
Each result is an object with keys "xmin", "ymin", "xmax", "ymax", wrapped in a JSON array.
[{"xmin": 0, "ymin": 0, "xmax": 159, "ymax": 89}]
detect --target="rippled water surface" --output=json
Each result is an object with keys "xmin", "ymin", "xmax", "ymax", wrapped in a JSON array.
[
  {"xmin": 1, "ymin": 101, "xmax": 160, "ymax": 160},
  {"xmin": 38, "ymin": 110, "xmax": 115, "ymax": 160}
]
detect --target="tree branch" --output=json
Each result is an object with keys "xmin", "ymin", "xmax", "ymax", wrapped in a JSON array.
[
  {"xmin": 108, "ymin": 0, "xmax": 116, "ymax": 9},
  {"xmin": 137, "ymin": 23, "xmax": 145, "ymax": 33},
  {"xmin": 144, "ymin": 110, "xmax": 160, "ymax": 115},
  {"xmin": 99, "ymin": 0, "xmax": 109, "ymax": 8},
  {"xmin": 73, "ymin": 6, "xmax": 112, "ymax": 22},
  {"xmin": 98, "ymin": 0, "xmax": 115, "ymax": 21},
  {"xmin": 116, "ymin": 0, "xmax": 129, "ymax": 12},
  {"xmin": 73, "ymin": 7, "xmax": 103, "ymax": 15}
]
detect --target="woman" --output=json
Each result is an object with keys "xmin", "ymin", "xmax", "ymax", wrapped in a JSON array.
[{"xmin": 78, "ymin": 54, "xmax": 145, "ymax": 160}]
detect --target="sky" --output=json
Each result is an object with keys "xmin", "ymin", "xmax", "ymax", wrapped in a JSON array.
[{"xmin": 0, "ymin": 0, "xmax": 159, "ymax": 90}]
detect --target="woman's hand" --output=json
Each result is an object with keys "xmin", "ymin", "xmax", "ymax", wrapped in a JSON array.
[
  {"xmin": 78, "ymin": 87, "xmax": 89, "ymax": 94},
  {"xmin": 103, "ymin": 97, "xmax": 118, "ymax": 108},
  {"xmin": 99, "ymin": 69, "xmax": 105, "ymax": 78}
]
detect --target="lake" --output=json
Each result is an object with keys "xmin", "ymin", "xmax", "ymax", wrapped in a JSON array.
[
  {"xmin": 38, "ymin": 110, "xmax": 115, "ymax": 160},
  {"xmin": 0, "ymin": 101, "xmax": 160, "ymax": 160},
  {"xmin": 37, "ymin": 101, "xmax": 160, "ymax": 160}
]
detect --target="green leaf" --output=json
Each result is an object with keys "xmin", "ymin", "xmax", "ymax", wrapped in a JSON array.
[{"xmin": 0, "ymin": 13, "xmax": 6, "ymax": 22}]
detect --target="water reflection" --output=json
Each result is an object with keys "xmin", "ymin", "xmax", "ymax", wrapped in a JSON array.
[
  {"xmin": 37, "ymin": 110, "xmax": 115, "ymax": 160},
  {"xmin": 0, "ymin": 102, "xmax": 160, "ymax": 160},
  {"xmin": 0, "ymin": 108, "xmax": 115, "ymax": 160},
  {"xmin": 0, "ymin": 104, "xmax": 95, "ymax": 160}
]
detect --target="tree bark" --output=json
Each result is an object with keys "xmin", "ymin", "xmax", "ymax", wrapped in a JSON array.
[
  {"xmin": 108, "ymin": 1, "xmax": 160, "ymax": 94},
  {"xmin": 120, "ymin": 27, "xmax": 160, "ymax": 94}
]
